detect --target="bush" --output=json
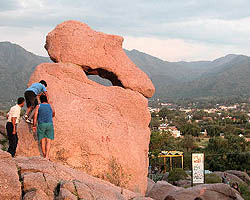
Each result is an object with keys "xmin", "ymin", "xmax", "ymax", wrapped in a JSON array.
[
  {"xmin": 168, "ymin": 168, "xmax": 188, "ymax": 182},
  {"xmin": 239, "ymin": 184, "xmax": 250, "ymax": 200},
  {"xmin": 103, "ymin": 157, "xmax": 130, "ymax": 188},
  {"xmin": 205, "ymin": 174, "xmax": 222, "ymax": 184}
]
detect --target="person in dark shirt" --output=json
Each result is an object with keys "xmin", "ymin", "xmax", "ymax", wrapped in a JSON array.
[{"xmin": 33, "ymin": 95, "xmax": 55, "ymax": 159}]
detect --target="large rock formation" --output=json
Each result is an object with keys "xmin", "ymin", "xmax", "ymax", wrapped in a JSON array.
[
  {"xmin": 45, "ymin": 20, "xmax": 155, "ymax": 98},
  {"xmin": 17, "ymin": 20, "xmax": 155, "ymax": 194}
]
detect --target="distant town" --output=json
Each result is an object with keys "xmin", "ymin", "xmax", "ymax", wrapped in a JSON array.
[{"xmin": 149, "ymin": 99, "xmax": 250, "ymax": 142}]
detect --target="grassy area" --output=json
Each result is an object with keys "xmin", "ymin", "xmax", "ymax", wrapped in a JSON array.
[{"xmin": 239, "ymin": 184, "xmax": 250, "ymax": 200}]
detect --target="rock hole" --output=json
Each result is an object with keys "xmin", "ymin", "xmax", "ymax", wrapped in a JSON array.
[{"xmin": 84, "ymin": 68, "xmax": 124, "ymax": 88}]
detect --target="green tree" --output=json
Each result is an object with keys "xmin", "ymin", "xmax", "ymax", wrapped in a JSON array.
[
  {"xmin": 180, "ymin": 123, "xmax": 201, "ymax": 137},
  {"xmin": 225, "ymin": 134, "xmax": 248, "ymax": 152},
  {"xmin": 205, "ymin": 125, "xmax": 222, "ymax": 137},
  {"xmin": 206, "ymin": 136, "xmax": 227, "ymax": 153},
  {"xmin": 150, "ymin": 118, "xmax": 160, "ymax": 129},
  {"xmin": 182, "ymin": 135, "xmax": 195, "ymax": 152}
]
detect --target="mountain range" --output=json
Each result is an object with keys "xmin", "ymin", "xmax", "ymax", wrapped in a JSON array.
[
  {"xmin": 0, "ymin": 41, "xmax": 249, "ymax": 109},
  {"xmin": 125, "ymin": 49, "xmax": 250, "ymax": 101}
]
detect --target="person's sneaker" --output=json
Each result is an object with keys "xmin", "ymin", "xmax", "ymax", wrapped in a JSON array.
[
  {"xmin": 23, "ymin": 114, "xmax": 28, "ymax": 120},
  {"xmin": 26, "ymin": 119, "xmax": 33, "ymax": 124}
]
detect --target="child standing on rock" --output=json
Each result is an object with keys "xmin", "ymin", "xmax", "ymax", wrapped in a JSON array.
[{"xmin": 32, "ymin": 95, "xmax": 55, "ymax": 159}]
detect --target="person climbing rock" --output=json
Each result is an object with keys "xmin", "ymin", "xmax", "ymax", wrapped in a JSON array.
[
  {"xmin": 24, "ymin": 80, "xmax": 49, "ymax": 123},
  {"xmin": 32, "ymin": 95, "xmax": 55, "ymax": 159},
  {"xmin": 6, "ymin": 97, "xmax": 25, "ymax": 157}
]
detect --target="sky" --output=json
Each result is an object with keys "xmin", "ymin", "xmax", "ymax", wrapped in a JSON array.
[{"xmin": 1, "ymin": 0, "xmax": 250, "ymax": 61}]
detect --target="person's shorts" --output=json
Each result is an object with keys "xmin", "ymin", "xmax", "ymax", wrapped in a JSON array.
[
  {"xmin": 24, "ymin": 91, "xmax": 38, "ymax": 108},
  {"xmin": 37, "ymin": 123, "xmax": 54, "ymax": 141}
]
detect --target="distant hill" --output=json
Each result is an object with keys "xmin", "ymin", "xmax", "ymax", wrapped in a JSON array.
[
  {"xmin": 0, "ymin": 42, "xmax": 249, "ymax": 109},
  {"xmin": 125, "ymin": 50, "xmax": 250, "ymax": 101}
]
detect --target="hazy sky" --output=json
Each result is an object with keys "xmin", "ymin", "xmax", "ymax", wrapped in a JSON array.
[{"xmin": 1, "ymin": 0, "xmax": 250, "ymax": 61}]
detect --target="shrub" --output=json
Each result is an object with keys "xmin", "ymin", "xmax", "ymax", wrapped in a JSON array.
[
  {"xmin": 168, "ymin": 168, "xmax": 188, "ymax": 182},
  {"xmin": 205, "ymin": 174, "xmax": 222, "ymax": 184},
  {"xmin": 239, "ymin": 184, "xmax": 250, "ymax": 200},
  {"xmin": 104, "ymin": 157, "xmax": 130, "ymax": 188}
]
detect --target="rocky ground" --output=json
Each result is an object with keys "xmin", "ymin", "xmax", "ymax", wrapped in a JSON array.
[
  {"xmin": 0, "ymin": 149, "xmax": 153, "ymax": 200},
  {"xmin": 0, "ymin": 147, "xmax": 247, "ymax": 200}
]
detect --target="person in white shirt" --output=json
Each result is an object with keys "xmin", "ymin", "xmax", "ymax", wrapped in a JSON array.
[{"xmin": 6, "ymin": 97, "xmax": 25, "ymax": 157}]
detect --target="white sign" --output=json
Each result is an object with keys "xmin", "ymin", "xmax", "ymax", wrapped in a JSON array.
[{"xmin": 192, "ymin": 153, "xmax": 204, "ymax": 184}]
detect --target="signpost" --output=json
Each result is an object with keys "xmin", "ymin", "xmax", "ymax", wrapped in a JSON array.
[{"xmin": 192, "ymin": 153, "xmax": 205, "ymax": 185}]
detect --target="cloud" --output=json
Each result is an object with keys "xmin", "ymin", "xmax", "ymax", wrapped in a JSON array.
[
  {"xmin": 1, "ymin": 0, "xmax": 250, "ymax": 60},
  {"xmin": 0, "ymin": 0, "xmax": 21, "ymax": 11},
  {"xmin": 0, "ymin": 26, "xmax": 50, "ymax": 56},
  {"xmin": 123, "ymin": 36, "xmax": 250, "ymax": 62}
]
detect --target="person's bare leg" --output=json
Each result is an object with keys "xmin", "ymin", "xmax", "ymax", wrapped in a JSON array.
[
  {"xmin": 45, "ymin": 138, "xmax": 51, "ymax": 159},
  {"xmin": 28, "ymin": 108, "xmax": 35, "ymax": 120},
  {"xmin": 40, "ymin": 138, "xmax": 46, "ymax": 158}
]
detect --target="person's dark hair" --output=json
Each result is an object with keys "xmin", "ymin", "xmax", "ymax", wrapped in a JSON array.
[
  {"xmin": 39, "ymin": 80, "xmax": 47, "ymax": 87},
  {"xmin": 194, "ymin": 198, "xmax": 203, "ymax": 200},
  {"xmin": 40, "ymin": 95, "xmax": 48, "ymax": 103},
  {"xmin": 17, "ymin": 97, "xmax": 25, "ymax": 105}
]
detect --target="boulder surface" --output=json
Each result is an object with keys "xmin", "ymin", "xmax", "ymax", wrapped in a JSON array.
[
  {"xmin": 0, "ymin": 150, "xmax": 21, "ymax": 200},
  {"xmin": 146, "ymin": 181, "xmax": 182, "ymax": 200},
  {"xmin": 226, "ymin": 170, "xmax": 250, "ymax": 184},
  {"xmin": 164, "ymin": 183, "xmax": 242, "ymax": 200}
]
